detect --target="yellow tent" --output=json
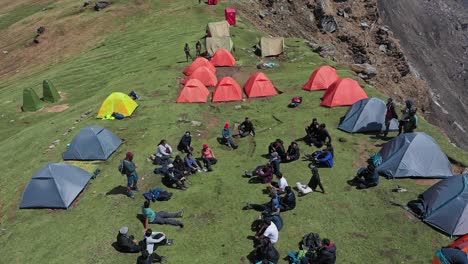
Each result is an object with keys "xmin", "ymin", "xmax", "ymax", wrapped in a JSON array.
[{"xmin": 96, "ymin": 92, "xmax": 138, "ymax": 118}]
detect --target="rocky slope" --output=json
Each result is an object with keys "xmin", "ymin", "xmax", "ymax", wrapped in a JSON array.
[{"xmin": 238, "ymin": 0, "xmax": 468, "ymax": 150}]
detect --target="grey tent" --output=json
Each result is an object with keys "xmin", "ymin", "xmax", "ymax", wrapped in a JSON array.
[
  {"xmin": 20, "ymin": 163, "xmax": 92, "ymax": 209},
  {"xmin": 63, "ymin": 125, "xmax": 122, "ymax": 160},
  {"xmin": 408, "ymin": 174, "xmax": 468, "ymax": 235},
  {"xmin": 376, "ymin": 132, "xmax": 453, "ymax": 178},
  {"xmin": 338, "ymin": 98, "xmax": 398, "ymax": 133}
]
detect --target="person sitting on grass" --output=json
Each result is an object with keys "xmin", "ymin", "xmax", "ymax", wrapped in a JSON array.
[
  {"xmin": 164, "ymin": 163, "xmax": 188, "ymax": 190},
  {"xmin": 316, "ymin": 238, "xmax": 337, "ymax": 264},
  {"xmin": 279, "ymin": 186, "xmax": 296, "ymax": 212},
  {"xmin": 352, "ymin": 164, "xmax": 379, "ymax": 189},
  {"xmin": 155, "ymin": 140, "xmax": 173, "ymax": 166},
  {"xmin": 284, "ymin": 141, "xmax": 300, "ymax": 162},
  {"xmin": 184, "ymin": 152, "xmax": 203, "ymax": 174},
  {"xmin": 268, "ymin": 173, "xmax": 289, "ymax": 195},
  {"xmin": 245, "ymin": 189, "xmax": 280, "ymax": 215},
  {"xmin": 177, "ymin": 131, "xmax": 193, "ymax": 153},
  {"xmin": 119, "ymin": 151, "xmax": 139, "ymax": 199},
  {"xmin": 137, "ymin": 249, "xmax": 164, "ymax": 264},
  {"xmin": 238, "ymin": 117, "xmax": 256, "ymax": 137},
  {"xmin": 311, "ymin": 149, "xmax": 334, "ymax": 168},
  {"xmin": 116, "ymin": 226, "xmax": 140, "ymax": 253},
  {"xmin": 140, "ymin": 229, "xmax": 169, "ymax": 263},
  {"xmin": 245, "ymin": 163, "xmax": 274, "ymax": 184},
  {"xmin": 173, "ymin": 155, "xmax": 190, "ymax": 176},
  {"xmin": 254, "ymin": 236, "xmax": 280, "ymax": 264},
  {"xmin": 269, "ymin": 152, "xmax": 281, "ymax": 175},
  {"xmin": 201, "ymin": 144, "xmax": 217, "ymax": 172},
  {"xmin": 296, "ymin": 166, "xmax": 326, "ymax": 196},
  {"xmin": 268, "ymin": 139, "xmax": 286, "ymax": 160},
  {"xmin": 305, "ymin": 118, "xmax": 320, "ymax": 137},
  {"xmin": 220, "ymin": 123, "xmax": 238, "ymax": 149},
  {"xmin": 255, "ymin": 219, "xmax": 279, "ymax": 245},
  {"xmin": 142, "ymin": 200, "xmax": 184, "ymax": 229},
  {"xmin": 323, "ymin": 142, "xmax": 334, "ymax": 158}
]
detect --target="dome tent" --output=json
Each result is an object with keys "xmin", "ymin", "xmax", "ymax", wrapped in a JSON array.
[
  {"xmin": 244, "ymin": 72, "xmax": 278, "ymax": 98},
  {"xmin": 96, "ymin": 92, "xmax": 138, "ymax": 119},
  {"xmin": 176, "ymin": 79, "xmax": 210, "ymax": 103},
  {"xmin": 320, "ymin": 78, "xmax": 368, "ymax": 107},
  {"xmin": 303, "ymin": 66, "xmax": 340, "ymax": 91},
  {"xmin": 212, "ymin": 77, "xmax": 243, "ymax": 102},
  {"xmin": 183, "ymin": 57, "xmax": 216, "ymax": 76},
  {"xmin": 181, "ymin": 66, "xmax": 218, "ymax": 87}
]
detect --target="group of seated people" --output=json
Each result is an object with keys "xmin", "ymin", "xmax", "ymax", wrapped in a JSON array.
[
  {"xmin": 304, "ymin": 118, "xmax": 332, "ymax": 148},
  {"xmin": 218, "ymin": 117, "xmax": 256, "ymax": 149},
  {"xmin": 268, "ymin": 139, "xmax": 301, "ymax": 163}
]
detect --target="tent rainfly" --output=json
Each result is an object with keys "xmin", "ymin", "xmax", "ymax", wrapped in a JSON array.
[
  {"xmin": 183, "ymin": 57, "xmax": 216, "ymax": 76},
  {"xmin": 210, "ymin": 49, "xmax": 236, "ymax": 67},
  {"xmin": 181, "ymin": 66, "xmax": 218, "ymax": 87},
  {"xmin": 206, "ymin": 37, "xmax": 234, "ymax": 56},
  {"xmin": 303, "ymin": 66, "xmax": 340, "ymax": 91},
  {"xmin": 260, "ymin": 37, "xmax": 284, "ymax": 57},
  {"xmin": 320, "ymin": 78, "xmax": 368, "ymax": 107},
  {"xmin": 213, "ymin": 77, "xmax": 243, "ymax": 102},
  {"xmin": 22, "ymin": 88, "xmax": 43, "ymax": 112},
  {"xmin": 96, "ymin": 92, "xmax": 138, "ymax": 118},
  {"xmin": 206, "ymin": 21, "xmax": 230, "ymax": 38},
  {"xmin": 244, "ymin": 72, "xmax": 278, "ymax": 98},
  {"xmin": 176, "ymin": 79, "xmax": 210, "ymax": 103}
]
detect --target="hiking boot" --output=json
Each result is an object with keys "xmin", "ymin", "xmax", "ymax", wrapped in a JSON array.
[
  {"xmin": 202, "ymin": 167, "xmax": 208, "ymax": 172},
  {"xmin": 178, "ymin": 209, "xmax": 184, "ymax": 218},
  {"xmin": 245, "ymin": 203, "xmax": 252, "ymax": 210},
  {"xmin": 207, "ymin": 167, "xmax": 213, "ymax": 172},
  {"xmin": 166, "ymin": 239, "xmax": 174, "ymax": 246},
  {"xmin": 179, "ymin": 223, "xmax": 184, "ymax": 228},
  {"xmin": 160, "ymin": 256, "xmax": 168, "ymax": 263}
]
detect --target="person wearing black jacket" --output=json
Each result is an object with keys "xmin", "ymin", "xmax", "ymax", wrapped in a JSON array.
[
  {"xmin": 268, "ymin": 139, "xmax": 286, "ymax": 160},
  {"xmin": 383, "ymin": 98, "xmax": 398, "ymax": 137},
  {"xmin": 165, "ymin": 164, "xmax": 188, "ymax": 190},
  {"xmin": 284, "ymin": 141, "xmax": 300, "ymax": 162},
  {"xmin": 317, "ymin": 238, "xmax": 337, "ymax": 264},
  {"xmin": 177, "ymin": 131, "xmax": 193, "ymax": 153},
  {"xmin": 238, "ymin": 117, "xmax": 256, "ymax": 137},
  {"xmin": 116, "ymin": 226, "xmax": 140, "ymax": 253},
  {"xmin": 279, "ymin": 186, "xmax": 296, "ymax": 212}
]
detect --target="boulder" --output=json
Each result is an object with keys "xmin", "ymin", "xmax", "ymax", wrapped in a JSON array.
[{"xmin": 351, "ymin": 63, "xmax": 378, "ymax": 78}]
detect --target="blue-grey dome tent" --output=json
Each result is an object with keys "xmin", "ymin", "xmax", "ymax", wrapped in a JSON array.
[
  {"xmin": 20, "ymin": 163, "xmax": 93, "ymax": 209},
  {"xmin": 338, "ymin": 98, "xmax": 398, "ymax": 133},
  {"xmin": 63, "ymin": 125, "xmax": 122, "ymax": 161},
  {"xmin": 408, "ymin": 174, "xmax": 468, "ymax": 236},
  {"xmin": 376, "ymin": 132, "xmax": 453, "ymax": 178}
]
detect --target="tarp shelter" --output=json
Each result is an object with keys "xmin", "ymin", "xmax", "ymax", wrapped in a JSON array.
[
  {"xmin": 176, "ymin": 79, "xmax": 210, "ymax": 103},
  {"xmin": 96, "ymin": 92, "xmax": 138, "ymax": 118},
  {"xmin": 43, "ymin": 80, "xmax": 60, "ymax": 103},
  {"xmin": 63, "ymin": 125, "xmax": 123, "ymax": 161},
  {"xmin": 20, "ymin": 163, "xmax": 92, "ymax": 209},
  {"xmin": 206, "ymin": 37, "xmax": 234, "ymax": 56},
  {"xmin": 244, "ymin": 72, "xmax": 278, "ymax": 98},
  {"xmin": 207, "ymin": 21, "xmax": 230, "ymax": 38},
  {"xmin": 338, "ymin": 98, "xmax": 399, "ymax": 133},
  {"xmin": 22, "ymin": 88, "xmax": 43, "ymax": 112},
  {"xmin": 181, "ymin": 66, "xmax": 218, "ymax": 87},
  {"xmin": 211, "ymin": 49, "xmax": 236, "ymax": 67},
  {"xmin": 376, "ymin": 132, "xmax": 453, "ymax": 178},
  {"xmin": 183, "ymin": 57, "xmax": 216, "ymax": 76},
  {"xmin": 408, "ymin": 174, "xmax": 468, "ymax": 236},
  {"xmin": 213, "ymin": 77, "xmax": 243, "ymax": 102},
  {"xmin": 260, "ymin": 37, "xmax": 284, "ymax": 57},
  {"xmin": 303, "ymin": 66, "xmax": 340, "ymax": 91},
  {"xmin": 225, "ymin": 8, "xmax": 237, "ymax": 26},
  {"xmin": 320, "ymin": 78, "xmax": 368, "ymax": 107}
]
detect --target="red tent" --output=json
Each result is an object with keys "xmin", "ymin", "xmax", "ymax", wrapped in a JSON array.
[
  {"xmin": 210, "ymin": 49, "xmax": 236, "ymax": 67},
  {"xmin": 320, "ymin": 78, "xmax": 368, "ymax": 107},
  {"xmin": 208, "ymin": 0, "xmax": 218, "ymax": 4},
  {"xmin": 183, "ymin": 57, "xmax": 216, "ymax": 76},
  {"xmin": 181, "ymin": 66, "xmax": 218, "ymax": 87},
  {"xmin": 244, "ymin": 72, "xmax": 278, "ymax": 98},
  {"xmin": 213, "ymin": 77, "xmax": 243, "ymax": 102},
  {"xmin": 303, "ymin": 66, "xmax": 340, "ymax": 91},
  {"xmin": 176, "ymin": 79, "xmax": 210, "ymax": 103},
  {"xmin": 225, "ymin": 8, "xmax": 237, "ymax": 26}
]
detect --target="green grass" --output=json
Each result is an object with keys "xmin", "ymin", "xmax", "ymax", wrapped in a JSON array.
[
  {"xmin": 0, "ymin": 2, "xmax": 53, "ymax": 30},
  {"xmin": 0, "ymin": 0, "xmax": 465, "ymax": 263}
]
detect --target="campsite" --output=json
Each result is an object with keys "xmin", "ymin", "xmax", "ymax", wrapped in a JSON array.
[{"xmin": 1, "ymin": 0, "xmax": 468, "ymax": 263}]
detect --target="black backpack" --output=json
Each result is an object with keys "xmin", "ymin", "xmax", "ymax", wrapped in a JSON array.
[{"xmin": 302, "ymin": 233, "xmax": 322, "ymax": 251}]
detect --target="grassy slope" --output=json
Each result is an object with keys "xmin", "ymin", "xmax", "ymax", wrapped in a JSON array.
[{"xmin": 0, "ymin": 0, "xmax": 466, "ymax": 263}]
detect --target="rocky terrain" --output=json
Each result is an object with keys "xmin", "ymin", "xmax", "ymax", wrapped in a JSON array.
[{"xmin": 238, "ymin": 0, "xmax": 468, "ymax": 151}]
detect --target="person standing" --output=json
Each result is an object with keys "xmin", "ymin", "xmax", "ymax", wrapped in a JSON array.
[
  {"xmin": 184, "ymin": 43, "xmax": 192, "ymax": 62},
  {"xmin": 383, "ymin": 98, "xmax": 398, "ymax": 137},
  {"xmin": 195, "ymin": 40, "xmax": 202, "ymax": 57},
  {"xmin": 201, "ymin": 144, "xmax": 217, "ymax": 171},
  {"xmin": 398, "ymin": 99, "xmax": 414, "ymax": 135},
  {"xmin": 404, "ymin": 108, "xmax": 418, "ymax": 134},
  {"xmin": 119, "ymin": 152, "xmax": 139, "ymax": 198}
]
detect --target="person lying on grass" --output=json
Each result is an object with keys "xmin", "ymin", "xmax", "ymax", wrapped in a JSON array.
[
  {"xmin": 245, "ymin": 163, "xmax": 274, "ymax": 184},
  {"xmin": 142, "ymin": 200, "xmax": 184, "ymax": 229},
  {"xmin": 139, "ymin": 229, "xmax": 170, "ymax": 263}
]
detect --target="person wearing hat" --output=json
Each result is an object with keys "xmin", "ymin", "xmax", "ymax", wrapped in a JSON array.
[
  {"xmin": 201, "ymin": 144, "xmax": 217, "ymax": 171},
  {"xmin": 142, "ymin": 200, "xmax": 184, "ymax": 228},
  {"xmin": 220, "ymin": 123, "xmax": 237, "ymax": 149},
  {"xmin": 164, "ymin": 163, "xmax": 188, "ymax": 190},
  {"xmin": 177, "ymin": 131, "xmax": 193, "ymax": 153},
  {"xmin": 296, "ymin": 166, "xmax": 326, "ymax": 196},
  {"xmin": 238, "ymin": 117, "xmax": 256, "ymax": 137},
  {"xmin": 116, "ymin": 226, "xmax": 140, "ymax": 253},
  {"xmin": 383, "ymin": 98, "xmax": 398, "ymax": 138},
  {"xmin": 119, "ymin": 152, "xmax": 139, "ymax": 198}
]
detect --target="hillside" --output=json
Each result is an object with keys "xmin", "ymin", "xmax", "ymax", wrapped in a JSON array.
[{"xmin": 0, "ymin": 0, "xmax": 467, "ymax": 263}]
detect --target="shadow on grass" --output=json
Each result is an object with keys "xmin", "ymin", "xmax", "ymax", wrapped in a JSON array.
[
  {"xmin": 136, "ymin": 214, "xmax": 146, "ymax": 226},
  {"xmin": 106, "ymin": 185, "xmax": 127, "ymax": 196}
]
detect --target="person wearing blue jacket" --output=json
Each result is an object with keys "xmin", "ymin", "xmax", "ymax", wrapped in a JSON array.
[{"xmin": 354, "ymin": 164, "xmax": 379, "ymax": 189}]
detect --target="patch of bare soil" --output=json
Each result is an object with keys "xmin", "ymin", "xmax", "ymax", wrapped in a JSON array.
[
  {"xmin": 41, "ymin": 103, "xmax": 69, "ymax": 112},
  {"xmin": 403, "ymin": 211, "xmax": 419, "ymax": 222},
  {"xmin": 350, "ymin": 232, "xmax": 369, "ymax": 239},
  {"xmin": 215, "ymin": 66, "xmax": 241, "ymax": 79},
  {"xmin": 199, "ymin": 110, "xmax": 221, "ymax": 139},
  {"xmin": 352, "ymin": 139, "xmax": 375, "ymax": 167}
]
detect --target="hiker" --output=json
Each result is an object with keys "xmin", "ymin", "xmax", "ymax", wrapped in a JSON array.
[
  {"xmin": 177, "ymin": 131, "xmax": 193, "ymax": 153},
  {"xmin": 164, "ymin": 163, "xmax": 188, "ymax": 190},
  {"xmin": 142, "ymin": 200, "xmax": 184, "ymax": 228},
  {"xmin": 119, "ymin": 152, "xmax": 139, "ymax": 198},
  {"xmin": 238, "ymin": 117, "xmax": 256, "ymax": 137},
  {"xmin": 137, "ymin": 250, "xmax": 163, "ymax": 264},
  {"xmin": 219, "ymin": 123, "xmax": 238, "ymax": 149},
  {"xmin": 256, "ymin": 219, "xmax": 279, "ymax": 244},
  {"xmin": 254, "ymin": 236, "xmax": 280, "ymax": 264},
  {"xmin": 139, "ymin": 229, "xmax": 168, "ymax": 263},
  {"xmin": 279, "ymin": 186, "xmax": 296, "ymax": 212},
  {"xmin": 245, "ymin": 163, "xmax": 274, "ymax": 184},
  {"xmin": 305, "ymin": 118, "xmax": 319, "ymax": 137},
  {"xmin": 398, "ymin": 99, "xmax": 414, "ymax": 135},
  {"xmin": 184, "ymin": 152, "xmax": 203, "ymax": 173},
  {"xmin": 201, "ymin": 144, "xmax": 217, "ymax": 171},
  {"xmin": 314, "ymin": 124, "xmax": 332, "ymax": 148},
  {"xmin": 195, "ymin": 40, "xmax": 202, "ymax": 57},
  {"xmin": 155, "ymin": 140, "xmax": 173, "ymax": 166},
  {"xmin": 268, "ymin": 139, "xmax": 286, "ymax": 160},
  {"xmin": 269, "ymin": 152, "xmax": 281, "ymax": 175},
  {"xmin": 383, "ymin": 98, "xmax": 398, "ymax": 137},
  {"xmin": 116, "ymin": 226, "xmax": 140, "ymax": 253},
  {"xmin": 311, "ymin": 150, "xmax": 334, "ymax": 168},
  {"xmin": 245, "ymin": 189, "xmax": 280, "ymax": 215},
  {"xmin": 296, "ymin": 167, "xmax": 326, "ymax": 195},
  {"xmin": 284, "ymin": 141, "xmax": 300, "ymax": 162},
  {"xmin": 323, "ymin": 142, "xmax": 334, "ymax": 158},
  {"xmin": 352, "ymin": 164, "xmax": 379, "ymax": 189},
  {"xmin": 269, "ymin": 172, "xmax": 289, "ymax": 195},
  {"xmin": 404, "ymin": 108, "xmax": 418, "ymax": 134},
  {"xmin": 184, "ymin": 43, "xmax": 192, "ymax": 62},
  {"xmin": 173, "ymin": 155, "xmax": 190, "ymax": 176},
  {"xmin": 316, "ymin": 238, "xmax": 337, "ymax": 264}
]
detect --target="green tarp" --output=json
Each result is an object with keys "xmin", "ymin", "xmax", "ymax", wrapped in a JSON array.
[
  {"xmin": 22, "ymin": 88, "xmax": 43, "ymax": 112},
  {"xmin": 42, "ymin": 80, "xmax": 60, "ymax": 103}
]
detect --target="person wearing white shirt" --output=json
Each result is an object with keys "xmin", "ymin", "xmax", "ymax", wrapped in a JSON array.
[
  {"xmin": 142, "ymin": 229, "xmax": 167, "ymax": 262},
  {"xmin": 261, "ymin": 220, "xmax": 279, "ymax": 244},
  {"xmin": 155, "ymin": 140, "xmax": 173, "ymax": 165},
  {"xmin": 269, "ymin": 173, "xmax": 289, "ymax": 195}
]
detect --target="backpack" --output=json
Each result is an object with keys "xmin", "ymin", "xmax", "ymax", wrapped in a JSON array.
[
  {"xmin": 118, "ymin": 160, "xmax": 127, "ymax": 175},
  {"xmin": 288, "ymin": 96, "xmax": 303, "ymax": 108},
  {"xmin": 143, "ymin": 188, "xmax": 173, "ymax": 202},
  {"xmin": 302, "ymin": 233, "xmax": 322, "ymax": 251},
  {"xmin": 369, "ymin": 153, "xmax": 382, "ymax": 167}
]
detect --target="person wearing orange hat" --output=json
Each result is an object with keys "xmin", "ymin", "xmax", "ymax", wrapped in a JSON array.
[
  {"xmin": 119, "ymin": 151, "xmax": 139, "ymax": 198},
  {"xmin": 201, "ymin": 144, "xmax": 217, "ymax": 171},
  {"xmin": 220, "ymin": 123, "xmax": 238, "ymax": 149}
]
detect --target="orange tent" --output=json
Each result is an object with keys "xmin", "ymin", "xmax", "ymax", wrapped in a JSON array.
[
  {"xmin": 213, "ymin": 77, "xmax": 243, "ymax": 102},
  {"xmin": 244, "ymin": 72, "xmax": 278, "ymax": 98},
  {"xmin": 183, "ymin": 57, "xmax": 216, "ymax": 76},
  {"xmin": 303, "ymin": 66, "xmax": 340, "ymax": 91},
  {"xmin": 210, "ymin": 49, "xmax": 236, "ymax": 67},
  {"xmin": 181, "ymin": 66, "xmax": 218, "ymax": 87},
  {"xmin": 320, "ymin": 78, "xmax": 368, "ymax": 107},
  {"xmin": 176, "ymin": 79, "xmax": 210, "ymax": 103}
]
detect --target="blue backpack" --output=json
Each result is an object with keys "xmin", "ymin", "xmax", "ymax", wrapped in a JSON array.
[{"xmin": 143, "ymin": 188, "xmax": 172, "ymax": 202}]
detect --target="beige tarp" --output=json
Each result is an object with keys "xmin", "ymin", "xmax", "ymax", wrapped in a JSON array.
[
  {"xmin": 206, "ymin": 37, "xmax": 233, "ymax": 56},
  {"xmin": 260, "ymin": 37, "xmax": 284, "ymax": 57},
  {"xmin": 206, "ymin": 21, "xmax": 230, "ymax": 38}
]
